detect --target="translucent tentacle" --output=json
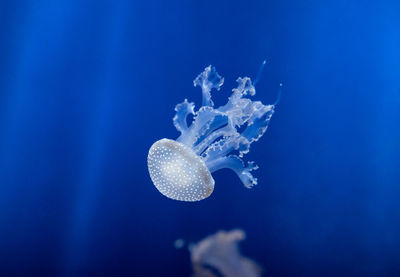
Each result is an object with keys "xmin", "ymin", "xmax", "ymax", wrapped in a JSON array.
[
  {"xmin": 241, "ymin": 104, "xmax": 274, "ymax": 143},
  {"xmin": 253, "ymin": 60, "xmax": 266, "ymax": 86},
  {"xmin": 202, "ymin": 134, "xmax": 249, "ymax": 162},
  {"xmin": 177, "ymin": 106, "xmax": 216, "ymax": 146},
  {"xmin": 217, "ymin": 77, "xmax": 257, "ymax": 125},
  {"xmin": 231, "ymin": 77, "xmax": 255, "ymax": 98},
  {"xmin": 273, "ymin": 83, "xmax": 283, "ymax": 106},
  {"xmin": 193, "ymin": 65, "xmax": 224, "ymax": 107},
  {"xmin": 193, "ymin": 120, "xmax": 234, "ymax": 155},
  {"xmin": 207, "ymin": 155, "xmax": 259, "ymax": 188},
  {"xmin": 194, "ymin": 114, "xmax": 229, "ymax": 146},
  {"xmin": 173, "ymin": 99, "xmax": 195, "ymax": 134},
  {"xmin": 200, "ymin": 78, "xmax": 275, "ymax": 161},
  {"xmin": 175, "ymin": 65, "xmax": 277, "ymax": 190},
  {"xmin": 178, "ymin": 106, "xmax": 228, "ymax": 148}
]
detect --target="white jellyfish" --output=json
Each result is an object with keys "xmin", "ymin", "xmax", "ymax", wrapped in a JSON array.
[
  {"xmin": 147, "ymin": 65, "xmax": 277, "ymax": 201},
  {"xmin": 189, "ymin": 229, "xmax": 262, "ymax": 277}
]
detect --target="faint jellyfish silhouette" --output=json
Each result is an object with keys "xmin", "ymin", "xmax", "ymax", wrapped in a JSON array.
[
  {"xmin": 147, "ymin": 64, "xmax": 278, "ymax": 201},
  {"xmin": 189, "ymin": 229, "xmax": 262, "ymax": 277}
]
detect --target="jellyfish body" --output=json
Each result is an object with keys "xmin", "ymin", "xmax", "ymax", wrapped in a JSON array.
[
  {"xmin": 189, "ymin": 229, "xmax": 262, "ymax": 277},
  {"xmin": 147, "ymin": 139, "xmax": 214, "ymax": 201},
  {"xmin": 147, "ymin": 65, "xmax": 276, "ymax": 201}
]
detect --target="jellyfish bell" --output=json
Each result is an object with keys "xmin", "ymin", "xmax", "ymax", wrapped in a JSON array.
[
  {"xmin": 147, "ymin": 65, "xmax": 277, "ymax": 202},
  {"xmin": 147, "ymin": 138, "xmax": 214, "ymax": 201}
]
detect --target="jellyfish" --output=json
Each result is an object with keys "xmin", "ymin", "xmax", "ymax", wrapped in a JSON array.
[
  {"xmin": 189, "ymin": 229, "xmax": 262, "ymax": 277},
  {"xmin": 147, "ymin": 64, "xmax": 277, "ymax": 201}
]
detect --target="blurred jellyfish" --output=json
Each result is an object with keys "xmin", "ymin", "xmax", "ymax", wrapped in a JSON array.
[
  {"xmin": 189, "ymin": 229, "xmax": 262, "ymax": 277},
  {"xmin": 147, "ymin": 65, "xmax": 277, "ymax": 201}
]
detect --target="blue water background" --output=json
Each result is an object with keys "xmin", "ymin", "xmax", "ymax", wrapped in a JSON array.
[{"xmin": 0, "ymin": 0, "xmax": 399, "ymax": 276}]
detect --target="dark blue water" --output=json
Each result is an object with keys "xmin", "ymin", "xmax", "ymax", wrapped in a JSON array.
[{"xmin": 0, "ymin": 0, "xmax": 399, "ymax": 276}]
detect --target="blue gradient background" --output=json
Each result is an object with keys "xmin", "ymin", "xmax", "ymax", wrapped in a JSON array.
[{"xmin": 0, "ymin": 0, "xmax": 399, "ymax": 276}]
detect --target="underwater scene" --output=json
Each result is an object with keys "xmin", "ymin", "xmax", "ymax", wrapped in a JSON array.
[{"xmin": 0, "ymin": 0, "xmax": 399, "ymax": 276}]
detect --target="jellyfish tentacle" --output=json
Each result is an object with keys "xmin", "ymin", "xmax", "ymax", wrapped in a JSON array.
[
  {"xmin": 231, "ymin": 77, "xmax": 256, "ymax": 97},
  {"xmin": 202, "ymin": 134, "xmax": 249, "ymax": 162},
  {"xmin": 207, "ymin": 155, "xmax": 259, "ymax": 188},
  {"xmin": 177, "ymin": 107, "xmax": 228, "ymax": 148},
  {"xmin": 173, "ymin": 99, "xmax": 195, "ymax": 135},
  {"xmin": 193, "ymin": 121, "xmax": 235, "ymax": 155},
  {"xmin": 194, "ymin": 114, "xmax": 229, "ymax": 146},
  {"xmin": 273, "ymin": 83, "xmax": 283, "ymax": 106},
  {"xmin": 194, "ymin": 72, "xmax": 276, "ymax": 186},
  {"xmin": 177, "ymin": 106, "xmax": 216, "ymax": 146},
  {"xmin": 241, "ymin": 104, "xmax": 274, "ymax": 143},
  {"xmin": 253, "ymin": 60, "xmax": 267, "ymax": 86},
  {"xmin": 201, "ymin": 106, "xmax": 274, "ymax": 160},
  {"xmin": 193, "ymin": 65, "xmax": 224, "ymax": 107}
]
